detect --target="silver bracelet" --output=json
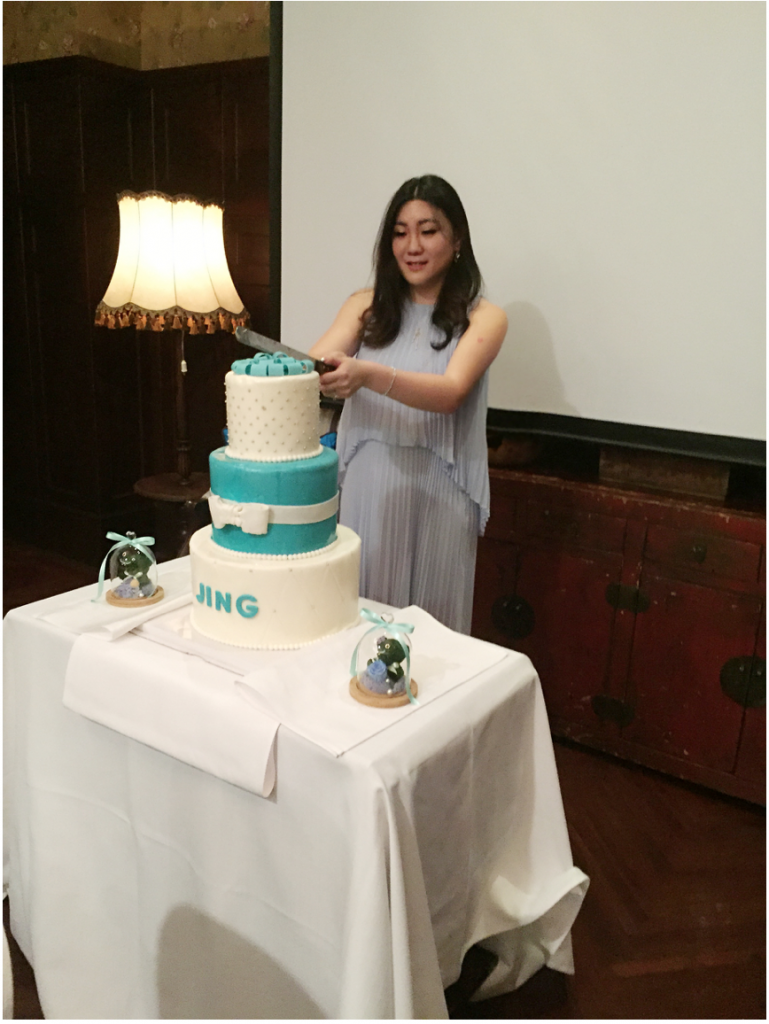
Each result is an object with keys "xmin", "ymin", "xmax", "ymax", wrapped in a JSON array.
[{"xmin": 382, "ymin": 366, "xmax": 397, "ymax": 397}]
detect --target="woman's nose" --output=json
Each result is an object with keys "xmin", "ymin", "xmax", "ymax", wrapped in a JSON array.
[{"xmin": 406, "ymin": 233, "xmax": 423, "ymax": 253}]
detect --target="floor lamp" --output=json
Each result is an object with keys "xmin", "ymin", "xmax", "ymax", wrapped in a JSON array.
[{"xmin": 95, "ymin": 190, "xmax": 249, "ymax": 553}]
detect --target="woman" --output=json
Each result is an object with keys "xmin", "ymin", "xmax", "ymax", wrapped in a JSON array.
[{"xmin": 309, "ymin": 175, "xmax": 507, "ymax": 633}]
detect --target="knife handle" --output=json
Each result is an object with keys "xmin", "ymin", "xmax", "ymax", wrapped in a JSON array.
[{"xmin": 314, "ymin": 360, "xmax": 336, "ymax": 375}]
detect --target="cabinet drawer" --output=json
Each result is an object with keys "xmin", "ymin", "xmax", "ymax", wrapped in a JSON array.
[
  {"xmin": 524, "ymin": 503, "xmax": 626, "ymax": 552},
  {"xmin": 485, "ymin": 496, "xmax": 519, "ymax": 542},
  {"xmin": 645, "ymin": 524, "xmax": 762, "ymax": 583}
]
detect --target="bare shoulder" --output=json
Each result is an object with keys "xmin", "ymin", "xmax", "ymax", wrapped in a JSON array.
[
  {"xmin": 310, "ymin": 288, "xmax": 372, "ymax": 357},
  {"xmin": 346, "ymin": 288, "xmax": 374, "ymax": 315},
  {"xmin": 469, "ymin": 298, "xmax": 508, "ymax": 334},
  {"xmin": 334, "ymin": 288, "xmax": 372, "ymax": 331}
]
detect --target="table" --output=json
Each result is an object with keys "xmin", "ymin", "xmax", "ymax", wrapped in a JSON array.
[{"xmin": 4, "ymin": 577, "xmax": 588, "ymax": 1020}]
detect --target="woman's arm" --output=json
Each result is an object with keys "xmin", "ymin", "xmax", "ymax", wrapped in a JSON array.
[
  {"xmin": 309, "ymin": 290, "xmax": 373, "ymax": 361},
  {"xmin": 317, "ymin": 299, "xmax": 507, "ymax": 414}
]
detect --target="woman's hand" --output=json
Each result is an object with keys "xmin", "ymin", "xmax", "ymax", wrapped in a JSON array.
[{"xmin": 318, "ymin": 353, "xmax": 371, "ymax": 400}]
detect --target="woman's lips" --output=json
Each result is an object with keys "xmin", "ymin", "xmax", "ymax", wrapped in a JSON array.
[{"xmin": 405, "ymin": 260, "xmax": 427, "ymax": 270}]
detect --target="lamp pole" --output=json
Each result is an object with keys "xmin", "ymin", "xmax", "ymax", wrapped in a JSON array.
[
  {"xmin": 175, "ymin": 327, "xmax": 191, "ymax": 485},
  {"xmin": 133, "ymin": 326, "xmax": 209, "ymax": 556}
]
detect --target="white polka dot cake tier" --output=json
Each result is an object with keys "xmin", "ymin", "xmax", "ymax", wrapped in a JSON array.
[{"xmin": 224, "ymin": 367, "xmax": 323, "ymax": 462}]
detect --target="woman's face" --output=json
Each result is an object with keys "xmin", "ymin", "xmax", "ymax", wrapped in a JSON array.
[{"xmin": 391, "ymin": 200, "xmax": 459, "ymax": 300}]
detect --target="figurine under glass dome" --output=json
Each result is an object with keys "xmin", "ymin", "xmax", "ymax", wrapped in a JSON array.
[
  {"xmin": 96, "ymin": 531, "xmax": 164, "ymax": 607},
  {"xmin": 349, "ymin": 610, "xmax": 418, "ymax": 708}
]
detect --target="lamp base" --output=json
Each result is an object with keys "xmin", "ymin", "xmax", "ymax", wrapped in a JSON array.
[
  {"xmin": 134, "ymin": 472, "xmax": 211, "ymax": 558},
  {"xmin": 133, "ymin": 472, "xmax": 210, "ymax": 504}
]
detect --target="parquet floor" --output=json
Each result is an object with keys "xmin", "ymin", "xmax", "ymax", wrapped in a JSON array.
[
  {"xmin": 3, "ymin": 540, "xmax": 94, "ymax": 616},
  {"xmin": 452, "ymin": 742, "xmax": 766, "ymax": 1020},
  {"xmin": 3, "ymin": 541, "xmax": 766, "ymax": 1019}
]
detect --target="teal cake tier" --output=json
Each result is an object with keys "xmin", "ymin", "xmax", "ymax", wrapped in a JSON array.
[{"xmin": 209, "ymin": 446, "xmax": 339, "ymax": 555}]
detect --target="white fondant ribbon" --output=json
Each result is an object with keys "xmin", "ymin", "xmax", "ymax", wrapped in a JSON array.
[
  {"xmin": 241, "ymin": 502, "xmax": 271, "ymax": 534},
  {"xmin": 207, "ymin": 491, "xmax": 339, "ymax": 535}
]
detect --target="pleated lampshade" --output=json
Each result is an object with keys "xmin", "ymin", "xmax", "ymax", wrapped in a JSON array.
[{"xmin": 95, "ymin": 191, "xmax": 249, "ymax": 333}]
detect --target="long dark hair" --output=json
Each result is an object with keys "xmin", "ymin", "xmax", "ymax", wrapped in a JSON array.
[{"xmin": 358, "ymin": 175, "xmax": 483, "ymax": 351}]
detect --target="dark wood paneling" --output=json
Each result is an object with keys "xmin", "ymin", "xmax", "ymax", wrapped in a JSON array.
[
  {"xmin": 4, "ymin": 56, "xmax": 270, "ymax": 565},
  {"xmin": 15, "ymin": 74, "xmax": 85, "ymax": 195},
  {"xmin": 152, "ymin": 71, "xmax": 227, "ymax": 198},
  {"xmin": 222, "ymin": 59, "xmax": 271, "ymax": 334}
]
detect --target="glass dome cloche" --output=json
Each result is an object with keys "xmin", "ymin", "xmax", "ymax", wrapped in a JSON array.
[
  {"xmin": 97, "ymin": 531, "xmax": 164, "ymax": 607},
  {"xmin": 349, "ymin": 610, "xmax": 418, "ymax": 709}
]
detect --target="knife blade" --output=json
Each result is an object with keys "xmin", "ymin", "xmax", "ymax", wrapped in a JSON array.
[{"xmin": 235, "ymin": 327, "xmax": 336, "ymax": 375}]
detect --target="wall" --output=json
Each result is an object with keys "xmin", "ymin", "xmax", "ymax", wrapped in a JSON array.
[
  {"xmin": 3, "ymin": 0, "xmax": 269, "ymax": 69},
  {"xmin": 282, "ymin": 2, "xmax": 765, "ymax": 446}
]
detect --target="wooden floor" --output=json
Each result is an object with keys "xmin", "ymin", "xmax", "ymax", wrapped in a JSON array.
[
  {"xmin": 457, "ymin": 743, "xmax": 766, "ymax": 1020},
  {"xmin": 3, "ymin": 540, "xmax": 95, "ymax": 616},
  {"xmin": 3, "ymin": 540, "xmax": 766, "ymax": 1020}
]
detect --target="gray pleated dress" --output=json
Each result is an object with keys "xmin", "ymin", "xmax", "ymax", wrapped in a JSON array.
[{"xmin": 336, "ymin": 300, "xmax": 490, "ymax": 634}]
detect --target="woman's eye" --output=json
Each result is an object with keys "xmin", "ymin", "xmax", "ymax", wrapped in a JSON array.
[{"xmin": 421, "ymin": 229, "xmax": 436, "ymax": 236}]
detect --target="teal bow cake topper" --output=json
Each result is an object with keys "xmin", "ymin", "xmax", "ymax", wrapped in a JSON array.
[{"xmin": 231, "ymin": 352, "xmax": 313, "ymax": 376}]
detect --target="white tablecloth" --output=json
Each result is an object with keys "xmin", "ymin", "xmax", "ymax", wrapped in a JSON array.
[{"xmin": 4, "ymin": 571, "xmax": 588, "ymax": 1020}]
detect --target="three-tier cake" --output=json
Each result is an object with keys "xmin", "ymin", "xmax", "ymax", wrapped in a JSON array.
[{"xmin": 189, "ymin": 352, "xmax": 360, "ymax": 648}]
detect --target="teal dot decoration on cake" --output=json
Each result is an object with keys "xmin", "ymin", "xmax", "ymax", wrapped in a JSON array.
[{"xmin": 231, "ymin": 353, "xmax": 314, "ymax": 377}]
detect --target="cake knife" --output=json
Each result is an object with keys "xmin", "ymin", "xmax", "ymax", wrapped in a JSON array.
[{"xmin": 235, "ymin": 326, "xmax": 336, "ymax": 375}]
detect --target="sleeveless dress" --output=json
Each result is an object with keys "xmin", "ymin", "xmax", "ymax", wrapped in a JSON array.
[{"xmin": 336, "ymin": 300, "xmax": 490, "ymax": 633}]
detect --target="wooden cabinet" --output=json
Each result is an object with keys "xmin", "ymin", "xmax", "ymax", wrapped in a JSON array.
[{"xmin": 472, "ymin": 469, "xmax": 765, "ymax": 803}]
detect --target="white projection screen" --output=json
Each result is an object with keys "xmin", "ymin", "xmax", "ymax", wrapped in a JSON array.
[{"xmin": 281, "ymin": 1, "xmax": 765, "ymax": 450}]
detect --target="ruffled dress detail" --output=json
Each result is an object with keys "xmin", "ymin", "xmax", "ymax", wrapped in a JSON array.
[{"xmin": 336, "ymin": 301, "xmax": 490, "ymax": 534}]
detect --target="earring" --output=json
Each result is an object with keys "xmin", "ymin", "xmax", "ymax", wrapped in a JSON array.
[{"xmin": 454, "ymin": 251, "xmax": 460, "ymax": 263}]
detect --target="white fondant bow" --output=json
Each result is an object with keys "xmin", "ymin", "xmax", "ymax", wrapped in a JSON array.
[{"xmin": 207, "ymin": 491, "xmax": 339, "ymax": 535}]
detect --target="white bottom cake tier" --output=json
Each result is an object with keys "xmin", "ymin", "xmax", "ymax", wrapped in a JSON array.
[{"xmin": 189, "ymin": 524, "xmax": 361, "ymax": 649}]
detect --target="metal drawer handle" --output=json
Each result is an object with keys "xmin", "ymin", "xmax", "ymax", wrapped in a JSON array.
[
  {"xmin": 691, "ymin": 543, "xmax": 708, "ymax": 563},
  {"xmin": 721, "ymin": 657, "xmax": 766, "ymax": 708},
  {"xmin": 491, "ymin": 595, "xmax": 535, "ymax": 639},
  {"xmin": 591, "ymin": 694, "xmax": 635, "ymax": 727}
]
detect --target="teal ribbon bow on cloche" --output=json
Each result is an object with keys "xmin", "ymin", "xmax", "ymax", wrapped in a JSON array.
[
  {"xmin": 350, "ymin": 609, "xmax": 419, "ymax": 706},
  {"xmin": 93, "ymin": 531, "xmax": 157, "ymax": 602}
]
